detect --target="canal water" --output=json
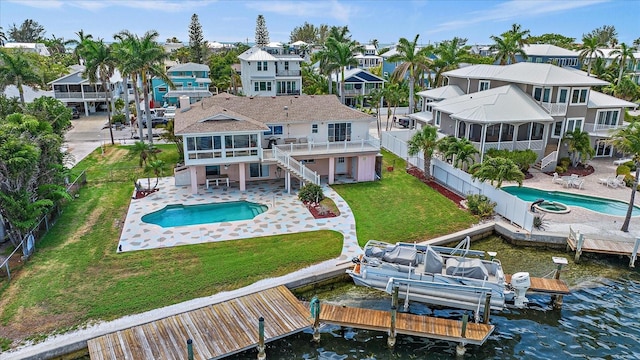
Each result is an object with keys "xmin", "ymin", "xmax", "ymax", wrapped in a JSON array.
[{"xmin": 227, "ymin": 236, "xmax": 640, "ymax": 360}]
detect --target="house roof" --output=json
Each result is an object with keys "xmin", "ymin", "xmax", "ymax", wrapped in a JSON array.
[
  {"xmin": 238, "ymin": 47, "xmax": 278, "ymax": 61},
  {"xmin": 48, "ymin": 66, "xmax": 123, "ymax": 85},
  {"xmin": 3, "ymin": 84, "xmax": 53, "ymax": 102},
  {"xmin": 331, "ymin": 68, "xmax": 385, "ymax": 82},
  {"xmin": 168, "ymin": 62, "xmax": 209, "ymax": 72},
  {"xmin": 417, "ymin": 85, "xmax": 464, "ymax": 100},
  {"xmin": 175, "ymin": 94, "xmax": 373, "ymax": 135},
  {"xmin": 435, "ymin": 84, "xmax": 554, "ymax": 123},
  {"xmin": 164, "ymin": 90, "xmax": 213, "ymax": 98},
  {"xmin": 522, "ymin": 44, "xmax": 579, "ymax": 57},
  {"xmin": 443, "ymin": 62, "xmax": 609, "ymax": 87},
  {"xmin": 598, "ymin": 48, "xmax": 640, "ymax": 60},
  {"xmin": 588, "ymin": 91, "xmax": 638, "ymax": 109},
  {"xmin": 291, "ymin": 40, "xmax": 307, "ymax": 46}
]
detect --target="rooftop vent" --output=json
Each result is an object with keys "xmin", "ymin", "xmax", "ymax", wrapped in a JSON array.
[{"xmin": 284, "ymin": 106, "xmax": 288, "ymax": 111}]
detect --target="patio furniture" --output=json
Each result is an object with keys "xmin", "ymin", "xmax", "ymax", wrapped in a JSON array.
[
  {"xmin": 561, "ymin": 176, "xmax": 574, "ymax": 188},
  {"xmin": 611, "ymin": 175, "xmax": 627, "ymax": 188},
  {"xmin": 572, "ymin": 179, "xmax": 585, "ymax": 189},
  {"xmin": 613, "ymin": 158, "xmax": 633, "ymax": 165},
  {"xmin": 552, "ymin": 172, "xmax": 565, "ymax": 185},
  {"xmin": 206, "ymin": 174, "xmax": 230, "ymax": 188}
]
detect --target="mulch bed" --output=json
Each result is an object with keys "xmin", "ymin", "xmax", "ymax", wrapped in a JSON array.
[
  {"xmin": 406, "ymin": 166, "xmax": 465, "ymax": 208},
  {"xmin": 132, "ymin": 188, "xmax": 159, "ymax": 199},
  {"xmin": 303, "ymin": 201, "xmax": 338, "ymax": 219},
  {"xmin": 545, "ymin": 165, "xmax": 595, "ymax": 177}
]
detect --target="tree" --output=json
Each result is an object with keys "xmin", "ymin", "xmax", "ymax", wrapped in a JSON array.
[
  {"xmin": 8, "ymin": 19, "xmax": 46, "ymax": 42},
  {"xmin": 368, "ymin": 87, "xmax": 384, "ymax": 138},
  {"xmin": 610, "ymin": 43, "xmax": 635, "ymax": 85},
  {"xmin": 188, "ymin": 14, "xmax": 207, "ymax": 63},
  {"xmin": 0, "ymin": 49, "xmax": 42, "ymax": 105},
  {"xmin": 562, "ymin": 129, "xmax": 595, "ymax": 167},
  {"xmin": 579, "ymin": 35, "xmax": 604, "ymax": 77},
  {"xmin": 301, "ymin": 61, "xmax": 327, "ymax": 95},
  {"xmin": 83, "ymin": 38, "xmax": 116, "ymax": 145},
  {"xmin": 613, "ymin": 76, "xmax": 640, "ymax": 101},
  {"xmin": 64, "ymin": 29, "xmax": 93, "ymax": 65},
  {"xmin": 327, "ymin": 26, "xmax": 351, "ymax": 43},
  {"xmin": 158, "ymin": 120, "xmax": 184, "ymax": 160},
  {"xmin": 43, "ymin": 34, "xmax": 66, "ymax": 55},
  {"xmin": 470, "ymin": 157, "xmax": 524, "ymax": 188},
  {"xmin": 171, "ymin": 47, "xmax": 191, "ymax": 63},
  {"xmin": 609, "ymin": 122, "xmax": 640, "ymax": 232},
  {"xmin": 255, "ymin": 15, "xmax": 270, "ymax": 47},
  {"xmin": 491, "ymin": 34, "xmax": 526, "ymax": 65},
  {"xmin": 504, "ymin": 24, "xmax": 530, "ymax": 48},
  {"xmin": 0, "ymin": 26, "xmax": 6, "ymax": 46},
  {"xmin": 440, "ymin": 137, "xmax": 479, "ymax": 170},
  {"xmin": 528, "ymin": 33, "xmax": 575, "ymax": 49},
  {"xmin": 407, "ymin": 125, "xmax": 438, "ymax": 178},
  {"xmin": 166, "ymin": 36, "xmax": 181, "ymax": 43},
  {"xmin": 143, "ymin": 159, "xmax": 167, "ymax": 190},
  {"xmin": 387, "ymin": 34, "xmax": 432, "ymax": 113},
  {"xmin": 290, "ymin": 22, "xmax": 319, "ymax": 44},
  {"xmin": 588, "ymin": 25, "xmax": 618, "ymax": 48},
  {"xmin": 433, "ymin": 37, "xmax": 471, "ymax": 87},
  {"xmin": 325, "ymin": 37, "xmax": 361, "ymax": 104},
  {"xmin": 129, "ymin": 140, "xmax": 156, "ymax": 167}
]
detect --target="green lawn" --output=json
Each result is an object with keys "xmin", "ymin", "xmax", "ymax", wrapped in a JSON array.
[
  {"xmin": 333, "ymin": 150, "xmax": 477, "ymax": 246},
  {"xmin": 0, "ymin": 146, "xmax": 477, "ymax": 345}
]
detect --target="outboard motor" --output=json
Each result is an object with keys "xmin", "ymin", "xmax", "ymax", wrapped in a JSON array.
[{"xmin": 511, "ymin": 272, "xmax": 531, "ymax": 308}]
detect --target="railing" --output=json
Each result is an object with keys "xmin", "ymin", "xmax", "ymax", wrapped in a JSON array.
[
  {"xmin": 539, "ymin": 103, "xmax": 568, "ymax": 116},
  {"xmin": 172, "ymin": 86, "xmax": 209, "ymax": 91},
  {"xmin": 590, "ymin": 123, "xmax": 623, "ymax": 133},
  {"xmin": 275, "ymin": 139, "xmax": 380, "ymax": 155},
  {"xmin": 272, "ymin": 147, "xmax": 320, "ymax": 184},
  {"xmin": 471, "ymin": 140, "xmax": 543, "ymax": 152},
  {"xmin": 276, "ymin": 70, "xmax": 301, "ymax": 77},
  {"xmin": 53, "ymin": 91, "xmax": 110, "ymax": 99},
  {"xmin": 342, "ymin": 88, "xmax": 379, "ymax": 96},
  {"xmin": 276, "ymin": 90, "xmax": 301, "ymax": 96},
  {"xmin": 540, "ymin": 150, "xmax": 558, "ymax": 170}
]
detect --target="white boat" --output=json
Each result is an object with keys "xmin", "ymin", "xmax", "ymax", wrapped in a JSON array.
[{"xmin": 347, "ymin": 237, "xmax": 531, "ymax": 313}]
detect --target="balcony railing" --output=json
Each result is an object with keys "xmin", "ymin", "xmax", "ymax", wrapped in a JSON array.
[
  {"xmin": 590, "ymin": 122, "xmax": 625, "ymax": 135},
  {"xmin": 276, "ymin": 70, "xmax": 301, "ymax": 77},
  {"xmin": 471, "ymin": 140, "xmax": 544, "ymax": 152},
  {"xmin": 539, "ymin": 102, "xmax": 568, "ymax": 116},
  {"xmin": 274, "ymin": 139, "xmax": 380, "ymax": 156},
  {"xmin": 276, "ymin": 90, "xmax": 300, "ymax": 96},
  {"xmin": 53, "ymin": 91, "xmax": 111, "ymax": 99},
  {"xmin": 342, "ymin": 88, "xmax": 380, "ymax": 96}
]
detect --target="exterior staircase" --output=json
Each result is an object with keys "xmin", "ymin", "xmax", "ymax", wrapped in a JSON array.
[
  {"xmin": 532, "ymin": 144, "xmax": 559, "ymax": 172},
  {"xmin": 272, "ymin": 147, "xmax": 321, "ymax": 185}
]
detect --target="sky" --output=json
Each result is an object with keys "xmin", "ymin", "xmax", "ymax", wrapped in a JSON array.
[{"xmin": 0, "ymin": 0, "xmax": 638, "ymax": 46}]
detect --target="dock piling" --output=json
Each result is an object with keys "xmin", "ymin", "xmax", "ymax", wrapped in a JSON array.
[
  {"xmin": 575, "ymin": 232, "xmax": 584, "ymax": 263},
  {"xmin": 483, "ymin": 293, "xmax": 492, "ymax": 324},
  {"xmin": 630, "ymin": 238, "xmax": 640, "ymax": 267},
  {"xmin": 257, "ymin": 317, "xmax": 266, "ymax": 360},
  {"xmin": 311, "ymin": 297, "xmax": 321, "ymax": 343},
  {"xmin": 388, "ymin": 305, "xmax": 397, "ymax": 347},
  {"xmin": 187, "ymin": 339, "xmax": 193, "ymax": 360},
  {"xmin": 460, "ymin": 314, "xmax": 468, "ymax": 338},
  {"xmin": 551, "ymin": 257, "xmax": 568, "ymax": 309},
  {"xmin": 392, "ymin": 286, "xmax": 399, "ymax": 309}
]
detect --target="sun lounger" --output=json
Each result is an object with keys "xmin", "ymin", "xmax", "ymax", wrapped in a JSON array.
[{"xmin": 613, "ymin": 158, "xmax": 633, "ymax": 165}]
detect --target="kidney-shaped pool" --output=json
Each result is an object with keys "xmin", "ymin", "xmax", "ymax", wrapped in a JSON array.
[{"xmin": 141, "ymin": 201, "xmax": 268, "ymax": 228}]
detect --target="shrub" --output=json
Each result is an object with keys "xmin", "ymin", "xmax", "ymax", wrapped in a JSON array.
[
  {"xmin": 559, "ymin": 157, "xmax": 571, "ymax": 168},
  {"xmin": 465, "ymin": 194, "xmax": 496, "ymax": 218},
  {"xmin": 555, "ymin": 165, "xmax": 566, "ymax": 174},
  {"xmin": 298, "ymin": 183, "xmax": 324, "ymax": 203},
  {"xmin": 617, "ymin": 165, "xmax": 631, "ymax": 176},
  {"xmin": 111, "ymin": 113, "xmax": 127, "ymax": 124},
  {"xmin": 533, "ymin": 214, "xmax": 548, "ymax": 231},
  {"xmin": 485, "ymin": 149, "xmax": 537, "ymax": 172},
  {"xmin": 623, "ymin": 161, "xmax": 637, "ymax": 171}
]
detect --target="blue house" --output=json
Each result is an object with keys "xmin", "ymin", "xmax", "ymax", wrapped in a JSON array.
[
  {"xmin": 152, "ymin": 62, "xmax": 212, "ymax": 106},
  {"xmin": 515, "ymin": 44, "xmax": 581, "ymax": 69}
]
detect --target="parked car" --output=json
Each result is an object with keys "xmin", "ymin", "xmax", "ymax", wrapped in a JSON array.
[
  {"xmin": 69, "ymin": 107, "xmax": 80, "ymax": 119},
  {"xmin": 142, "ymin": 117, "xmax": 168, "ymax": 128}
]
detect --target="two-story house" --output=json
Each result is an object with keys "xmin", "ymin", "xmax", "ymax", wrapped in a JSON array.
[
  {"xmin": 173, "ymin": 94, "xmax": 380, "ymax": 194},
  {"xmin": 355, "ymin": 44, "xmax": 383, "ymax": 70},
  {"xmin": 331, "ymin": 68, "xmax": 385, "ymax": 107},
  {"xmin": 412, "ymin": 62, "xmax": 637, "ymax": 168},
  {"xmin": 238, "ymin": 47, "xmax": 304, "ymax": 97},
  {"xmin": 516, "ymin": 44, "xmax": 581, "ymax": 69},
  {"xmin": 591, "ymin": 48, "xmax": 640, "ymax": 85},
  {"xmin": 49, "ymin": 65, "xmax": 125, "ymax": 116},
  {"xmin": 152, "ymin": 62, "xmax": 212, "ymax": 106}
]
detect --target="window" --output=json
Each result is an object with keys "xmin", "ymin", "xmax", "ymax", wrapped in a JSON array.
[
  {"xmin": 500, "ymin": 124, "xmax": 514, "ymax": 142},
  {"xmin": 570, "ymin": 88, "xmax": 588, "ymax": 105},
  {"xmin": 311, "ymin": 124, "xmax": 318, "ymax": 134},
  {"xmin": 284, "ymin": 61, "xmax": 289, "ymax": 70},
  {"xmin": 265, "ymin": 125, "xmax": 283, "ymax": 135},
  {"xmin": 596, "ymin": 110, "xmax": 620, "ymax": 127},
  {"xmin": 301, "ymin": 159, "xmax": 315, "ymax": 164},
  {"xmin": 435, "ymin": 111, "xmax": 441, "ymax": 127},
  {"xmin": 158, "ymin": 86, "xmax": 167, "ymax": 92},
  {"xmin": 328, "ymin": 122, "xmax": 351, "ymax": 142},
  {"xmin": 257, "ymin": 61, "xmax": 268, "ymax": 71},
  {"xmin": 249, "ymin": 163, "xmax": 269, "ymax": 178},
  {"xmin": 566, "ymin": 118, "xmax": 584, "ymax": 132},
  {"xmin": 552, "ymin": 121, "xmax": 564, "ymax": 138},
  {"xmin": 205, "ymin": 166, "xmax": 220, "ymax": 177},
  {"xmin": 254, "ymin": 81, "xmax": 272, "ymax": 92},
  {"xmin": 557, "ymin": 88, "xmax": 569, "ymax": 104},
  {"xmin": 479, "ymin": 81, "xmax": 490, "ymax": 92},
  {"xmin": 533, "ymin": 87, "xmax": 551, "ymax": 102}
]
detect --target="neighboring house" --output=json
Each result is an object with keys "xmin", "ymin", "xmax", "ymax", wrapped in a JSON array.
[
  {"xmin": 2, "ymin": 84, "xmax": 53, "ymax": 103},
  {"xmin": 49, "ymin": 66, "xmax": 125, "ymax": 116},
  {"xmin": 469, "ymin": 44, "xmax": 492, "ymax": 57},
  {"xmin": 589, "ymin": 48, "xmax": 640, "ymax": 85},
  {"xmin": 331, "ymin": 68, "xmax": 385, "ymax": 107},
  {"xmin": 173, "ymin": 94, "xmax": 380, "ymax": 194},
  {"xmin": 355, "ymin": 44, "xmax": 382, "ymax": 70},
  {"xmin": 517, "ymin": 44, "xmax": 581, "ymax": 69},
  {"xmin": 162, "ymin": 42, "xmax": 184, "ymax": 53},
  {"xmin": 412, "ymin": 62, "xmax": 637, "ymax": 169},
  {"xmin": 238, "ymin": 46, "xmax": 303, "ymax": 97},
  {"xmin": 3, "ymin": 42, "xmax": 50, "ymax": 56},
  {"xmin": 152, "ymin": 62, "xmax": 212, "ymax": 106}
]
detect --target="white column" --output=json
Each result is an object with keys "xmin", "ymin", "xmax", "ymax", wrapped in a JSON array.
[
  {"xmin": 480, "ymin": 124, "xmax": 487, "ymax": 163},
  {"xmin": 328, "ymin": 157, "xmax": 335, "ymax": 185},
  {"xmin": 286, "ymin": 171, "xmax": 291, "ymax": 194},
  {"xmin": 190, "ymin": 166, "xmax": 198, "ymax": 194},
  {"xmin": 238, "ymin": 163, "xmax": 246, "ymax": 191}
]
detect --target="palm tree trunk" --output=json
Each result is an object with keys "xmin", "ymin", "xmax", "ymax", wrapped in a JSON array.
[
  {"xmin": 17, "ymin": 79, "xmax": 25, "ymax": 105},
  {"xmin": 618, "ymin": 60, "xmax": 624, "ymax": 84},
  {"xmin": 132, "ymin": 79, "xmax": 143, "ymax": 142},
  {"xmin": 103, "ymin": 79, "xmax": 115, "ymax": 145},
  {"xmin": 409, "ymin": 75, "xmax": 415, "ymax": 114},
  {"xmin": 621, "ymin": 166, "xmax": 639, "ymax": 232},
  {"xmin": 123, "ymin": 77, "xmax": 130, "ymax": 123},
  {"xmin": 142, "ymin": 73, "xmax": 153, "ymax": 145},
  {"xmin": 424, "ymin": 155, "xmax": 432, "ymax": 178},
  {"xmin": 340, "ymin": 67, "xmax": 345, "ymax": 104},
  {"xmin": 327, "ymin": 73, "xmax": 332, "ymax": 95}
]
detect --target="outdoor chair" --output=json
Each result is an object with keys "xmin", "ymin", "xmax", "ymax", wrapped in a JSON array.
[
  {"xmin": 552, "ymin": 172, "xmax": 564, "ymax": 185},
  {"xmin": 607, "ymin": 175, "xmax": 626, "ymax": 188},
  {"xmin": 573, "ymin": 179, "xmax": 585, "ymax": 189}
]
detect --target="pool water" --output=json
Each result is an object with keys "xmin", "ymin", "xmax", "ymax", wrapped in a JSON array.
[
  {"xmin": 141, "ymin": 201, "xmax": 268, "ymax": 227},
  {"xmin": 502, "ymin": 186, "xmax": 640, "ymax": 216}
]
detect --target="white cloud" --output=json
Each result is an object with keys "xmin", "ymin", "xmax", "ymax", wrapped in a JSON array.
[
  {"xmin": 11, "ymin": 0, "xmax": 217, "ymax": 12},
  {"xmin": 247, "ymin": 0, "xmax": 355, "ymax": 23},
  {"xmin": 7, "ymin": 0, "xmax": 65, "ymax": 9},
  {"xmin": 427, "ymin": 0, "xmax": 609, "ymax": 35}
]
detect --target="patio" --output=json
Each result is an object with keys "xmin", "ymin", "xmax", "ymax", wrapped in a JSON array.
[
  {"xmin": 118, "ymin": 178, "xmax": 360, "ymax": 258},
  {"xmin": 515, "ymin": 158, "xmax": 640, "ymax": 241}
]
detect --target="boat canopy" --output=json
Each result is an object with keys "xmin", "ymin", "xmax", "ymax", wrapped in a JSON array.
[{"xmin": 445, "ymin": 257, "xmax": 489, "ymax": 280}]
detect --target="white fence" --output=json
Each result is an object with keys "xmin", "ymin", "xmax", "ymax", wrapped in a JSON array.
[{"xmin": 381, "ymin": 131, "xmax": 534, "ymax": 232}]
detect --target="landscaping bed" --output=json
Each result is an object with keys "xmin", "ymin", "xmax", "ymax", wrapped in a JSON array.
[{"xmin": 406, "ymin": 166, "xmax": 465, "ymax": 208}]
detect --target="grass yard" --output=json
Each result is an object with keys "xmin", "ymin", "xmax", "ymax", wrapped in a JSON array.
[
  {"xmin": 333, "ymin": 150, "xmax": 477, "ymax": 246},
  {"xmin": 0, "ymin": 145, "xmax": 342, "ymax": 346}
]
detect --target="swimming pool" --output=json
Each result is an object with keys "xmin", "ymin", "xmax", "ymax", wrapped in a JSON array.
[
  {"xmin": 141, "ymin": 201, "xmax": 268, "ymax": 228},
  {"xmin": 502, "ymin": 186, "xmax": 640, "ymax": 217}
]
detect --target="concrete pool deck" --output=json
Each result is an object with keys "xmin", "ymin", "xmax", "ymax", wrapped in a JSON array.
[{"xmin": 119, "ymin": 178, "xmax": 361, "ymax": 259}]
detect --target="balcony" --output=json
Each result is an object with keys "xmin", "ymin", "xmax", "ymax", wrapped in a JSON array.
[
  {"xmin": 53, "ymin": 91, "xmax": 111, "ymax": 100},
  {"xmin": 589, "ymin": 122, "xmax": 626, "ymax": 136},
  {"xmin": 262, "ymin": 139, "xmax": 380, "ymax": 160},
  {"xmin": 472, "ymin": 140, "xmax": 544, "ymax": 152},
  {"xmin": 276, "ymin": 70, "xmax": 301, "ymax": 77},
  {"xmin": 342, "ymin": 88, "xmax": 381, "ymax": 96},
  {"xmin": 276, "ymin": 90, "xmax": 300, "ymax": 96},
  {"xmin": 539, "ymin": 102, "xmax": 568, "ymax": 116}
]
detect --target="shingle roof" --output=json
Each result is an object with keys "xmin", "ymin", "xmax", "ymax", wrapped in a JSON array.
[
  {"xmin": 435, "ymin": 84, "xmax": 554, "ymax": 123},
  {"xmin": 175, "ymin": 94, "xmax": 373, "ymax": 135},
  {"xmin": 417, "ymin": 85, "xmax": 464, "ymax": 100},
  {"xmin": 168, "ymin": 62, "xmax": 210, "ymax": 72},
  {"xmin": 444, "ymin": 63, "xmax": 609, "ymax": 87},
  {"xmin": 588, "ymin": 91, "xmax": 638, "ymax": 109}
]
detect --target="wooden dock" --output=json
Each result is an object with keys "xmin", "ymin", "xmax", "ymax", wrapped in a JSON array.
[
  {"xmin": 87, "ymin": 286, "xmax": 311, "ymax": 360},
  {"xmin": 319, "ymin": 304, "xmax": 494, "ymax": 345},
  {"xmin": 568, "ymin": 226, "xmax": 640, "ymax": 267},
  {"xmin": 505, "ymin": 274, "xmax": 570, "ymax": 295}
]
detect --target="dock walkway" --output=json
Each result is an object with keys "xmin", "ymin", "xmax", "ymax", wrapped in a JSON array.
[
  {"xmin": 567, "ymin": 226, "xmax": 640, "ymax": 267},
  {"xmin": 505, "ymin": 274, "xmax": 570, "ymax": 295}
]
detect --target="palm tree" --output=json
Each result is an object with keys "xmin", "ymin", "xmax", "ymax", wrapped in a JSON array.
[
  {"xmin": 0, "ymin": 26, "xmax": 6, "ymax": 46},
  {"xmin": 312, "ymin": 46, "xmax": 338, "ymax": 95},
  {"xmin": 610, "ymin": 43, "xmax": 635, "ymax": 84},
  {"xmin": 505, "ymin": 23, "xmax": 530, "ymax": 48},
  {"xmin": 64, "ymin": 29, "xmax": 93, "ymax": 65},
  {"xmin": 0, "ymin": 49, "xmax": 42, "ymax": 105},
  {"xmin": 407, "ymin": 125, "xmax": 438, "ymax": 178},
  {"xmin": 158, "ymin": 120, "xmax": 184, "ymax": 160},
  {"xmin": 83, "ymin": 39, "xmax": 116, "ymax": 145},
  {"xmin": 144, "ymin": 159, "xmax": 167, "ymax": 190},
  {"xmin": 325, "ymin": 37, "xmax": 361, "ymax": 105},
  {"xmin": 579, "ymin": 35, "xmax": 605, "ymax": 76},
  {"xmin": 368, "ymin": 87, "xmax": 384, "ymax": 138},
  {"xmin": 451, "ymin": 138, "xmax": 479, "ymax": 170},
  {"xmin": 433, "ymin": 37, "xmax": 471, "ymax": 87},
  {"xmin": 129, "ymin": 140, "xmax": 156, "ymax": 167},
  {"xmin": 386, "ymin": 34, "xmax": 432, "ymax": 113},
  {"xmin": 562, "ymin": 129, "xmax": 595, "ymax": 167},
  {"xmin": 609, "ymin": 122, "xmax": 640, "ymax": 232},
  {"xmin": 490, "ymin": 34, "xmax": 527, "ymax": 65},
  {"xmin": 469, "ymin": 157, "xmax": 524, "ymax": 188}
]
